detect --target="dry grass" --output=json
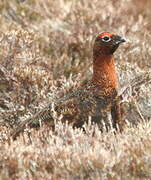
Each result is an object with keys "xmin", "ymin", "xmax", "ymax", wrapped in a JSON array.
[{"xmin": 0, "ymin": 0, "xmax": 151, "ymax": 179}]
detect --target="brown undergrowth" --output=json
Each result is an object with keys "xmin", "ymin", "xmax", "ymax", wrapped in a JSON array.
[{"xmin": 0, "ymin": 0, "xmax": 151, "ymax": 179}]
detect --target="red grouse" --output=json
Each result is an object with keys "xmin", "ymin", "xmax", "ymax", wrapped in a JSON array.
[{"xmin": 11, "ymin": 32, "xmax": 126, "ymax": 139}]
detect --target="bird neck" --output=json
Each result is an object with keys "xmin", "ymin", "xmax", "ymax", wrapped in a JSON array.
[{"xmin": 92, "ymin": 54, "xmax": 119, "ymax": 92}]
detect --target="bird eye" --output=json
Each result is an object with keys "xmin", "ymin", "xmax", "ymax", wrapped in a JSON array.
[{"xmin": 102, "ymin": 36, "xmax": 111, "ymax": 42}]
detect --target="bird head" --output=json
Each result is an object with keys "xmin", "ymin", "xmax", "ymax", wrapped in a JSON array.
[{"xmin": 93, "ymin": 32, "xmax": 126, "ymax": 56}]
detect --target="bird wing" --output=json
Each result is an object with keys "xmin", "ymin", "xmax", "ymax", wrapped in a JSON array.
[{"xmin": 10, "ymin": 87, "xmax": 110, "ymax": 139}]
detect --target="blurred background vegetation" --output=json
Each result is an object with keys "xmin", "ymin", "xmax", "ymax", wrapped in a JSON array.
[{"xmin": 0, "ymin": 0, "xmax": 151, "ymax": 179}]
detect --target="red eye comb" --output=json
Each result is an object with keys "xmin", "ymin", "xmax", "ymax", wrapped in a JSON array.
[{"xmin": 98, "ymin": 32, "xmax": 113, "ymax": 38}]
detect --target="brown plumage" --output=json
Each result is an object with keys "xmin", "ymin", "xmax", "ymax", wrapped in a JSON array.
[{"xmin": 11, "ymin": 32, "xmax": 126, "ymax": 139}]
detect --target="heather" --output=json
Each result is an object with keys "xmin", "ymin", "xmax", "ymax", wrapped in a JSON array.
[{"xmin": 0, "ymin": 0, "xmax": 151, "ymax": 179}]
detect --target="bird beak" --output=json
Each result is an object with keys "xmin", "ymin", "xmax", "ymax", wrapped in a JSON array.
[
  {"xmin": 116, "ymin": 37, "xmax": 126, "ymax": 44},
  {"xmin": 114, "ymin": 35, "xmax": 127, "ymax": 45},
  {"xmin": 120, "ymin": 37, "xmax": 126, "ymax": 43}
]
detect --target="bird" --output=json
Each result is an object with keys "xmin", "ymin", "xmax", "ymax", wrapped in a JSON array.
[{"xmin": 10, "ymin": 32, "xmax": 126, "ymax": 139}]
